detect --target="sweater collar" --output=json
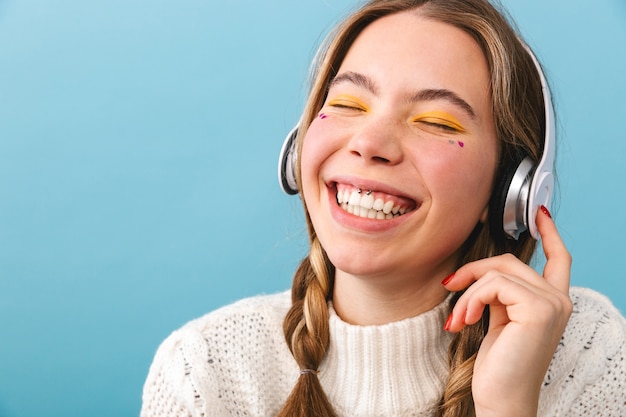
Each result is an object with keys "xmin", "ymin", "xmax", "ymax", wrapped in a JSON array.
[{"xmin": 319, "ymin": 294, "xmax": 454, "ymax": 417}]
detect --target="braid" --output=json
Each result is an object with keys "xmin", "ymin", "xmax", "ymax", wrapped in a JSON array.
[
  {"xmin": 277, "ymin": 237, "xmax": 337, "ymax": 417},
  {"xmin": 437, "ymin": 314, "xmax": 486, "ymax": 417}
]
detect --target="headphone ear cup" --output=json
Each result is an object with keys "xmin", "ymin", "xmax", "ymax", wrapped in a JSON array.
[
  {"xmin": 490, "ymin": 155, "xmax": 535, "ymax": 241},
  {"xmin": 278, "ymin": 125, "xmax": 299, "ymax": 195}
]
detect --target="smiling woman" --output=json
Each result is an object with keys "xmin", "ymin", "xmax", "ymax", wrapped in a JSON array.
[
  {"xmin": 139, "ymin": 1, "xmax": 626, "ymax": 417},
  {"xmin": 300, "ymin": 14, "xmax": 498, "ymax": 314}
]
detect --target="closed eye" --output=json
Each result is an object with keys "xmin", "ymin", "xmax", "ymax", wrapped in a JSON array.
[
  {"xmin": 327, "ymin": 95, "xmax": 369, "ymax": 112},
  {"xmin": 412, "ymin": 112, "xmax": 466, "ymax": 133},
  {"xmin": 417, "ymin": 118, "xmax": 463, "ymax": 132}
]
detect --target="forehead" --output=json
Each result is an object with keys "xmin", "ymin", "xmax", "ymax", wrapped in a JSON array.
[{"xmin": 336, "ymin": 11, "xmax": 490, "ymax": 98}]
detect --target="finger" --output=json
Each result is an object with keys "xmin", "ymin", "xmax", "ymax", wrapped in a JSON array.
[
  {"xmin": 446, "ymin": 272, "xmax": 567, "ymax": 333},
  {"xmin": 441, "ymin": 207, "xmax": 572, "ymax": 294},
  {"xmin": 444, "ymin": 274, "xmax": 522, "ymax": 333},
  {"xmin": 536, "ymin": 206, "xmax": 572, "ymax": 294},
  {"xmin": 442, "ymin": 253, "xmax": 538, "ymax": 293},
  {"xmin": 456, "ymin": 271, "xmax": 539, "ymax": 319},
  {"xmin": 462, "ymin": 277, "xmax": 529, "ymax": 327}
]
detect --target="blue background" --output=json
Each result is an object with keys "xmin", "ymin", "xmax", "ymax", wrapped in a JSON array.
[{"xmin": 0, "ymin": 1, "xmax": 624, "ymax": 416}]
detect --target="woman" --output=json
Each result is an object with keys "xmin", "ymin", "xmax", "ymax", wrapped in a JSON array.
[{"xmin": 141, "ymin": 1, "xmax": 626, "ymax": 416}]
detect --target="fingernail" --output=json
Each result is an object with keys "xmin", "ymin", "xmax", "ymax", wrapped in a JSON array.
[
  {"xmin": 540, "ymin": 205, "xmax": 552, "ymax": 219},
  {"xmin": 441, "ymin": 272, "xmax": 455, "ymax": 286},
  {"xmin": 444, "ymin": 313, "xmax": 453, "ymax": 331}
]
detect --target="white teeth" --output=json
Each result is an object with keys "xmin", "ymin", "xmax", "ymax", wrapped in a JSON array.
[
  {"xmin": 337, "ymin": 190, "xmax": 345, "ymax": 204},
  {"xmin": 336, "ymin": 189, "xmax": 411, "ymax": 219},
  {"xmin": 348, "ymin": 190, "xmax": 361, "ymax": 206},
  {"xmin": 360, "ymin": 193, "xmax": 374, "ymax": 209}
]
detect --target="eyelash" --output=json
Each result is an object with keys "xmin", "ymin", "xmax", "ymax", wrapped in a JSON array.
[
  {"xmin": 332, "ymin": 103, "xmax": 360, "ymax": 110},
  {"xmin": 418, "ymin": 119, "xmax": 461, "ymax": 132},
  {"xmin": 413, "ymin": 117, "xmax": 465, "ymax": 133},
  {"xmin": 327, "ymin": 99, "xmax": 368, "ymax": 112}
]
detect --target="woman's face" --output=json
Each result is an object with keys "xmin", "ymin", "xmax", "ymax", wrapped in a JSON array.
[{"xmin": 301, "ymin": 11, "xmax": 498, "ymax": 284}]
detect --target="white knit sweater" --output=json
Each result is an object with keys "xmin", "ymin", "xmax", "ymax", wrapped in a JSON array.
[{"xmin": 140, "ymin": 287, "xmax": 626, "ymax": 417}]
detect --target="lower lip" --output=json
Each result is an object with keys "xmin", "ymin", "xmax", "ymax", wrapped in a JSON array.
[{"xmin": 327, "ymin": 187, "xmax": 413, "ymax": 233}]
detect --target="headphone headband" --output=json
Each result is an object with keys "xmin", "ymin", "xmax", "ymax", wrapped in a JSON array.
[{"xmin": 523, "ymin": 44, "xmax": 556, "ymax": 239}]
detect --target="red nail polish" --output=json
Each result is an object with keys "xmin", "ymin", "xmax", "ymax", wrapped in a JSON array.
[
  {"xmin": 444, "ymin": 313, "xmax": 453, "ymax": 331},
  {"xmin": 540, "ymin": 205, "xmax": 552, "ymax": 219},
  {"xmin": 441, "ymin": 272, "xmax": 455, "ymax": 286}
]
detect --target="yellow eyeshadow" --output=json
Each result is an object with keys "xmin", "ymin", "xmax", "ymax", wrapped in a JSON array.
[
  {"xmin": 327, "ymin": 95, "xmax": 370, "ymax": 111},
  {"xmin": 413, "ymin": 111, "xmax": 466, "ymax": 132}
]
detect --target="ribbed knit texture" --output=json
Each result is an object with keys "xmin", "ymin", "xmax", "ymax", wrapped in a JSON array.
[
  {"xmin": 141, "ymin": 287, "xmax": 626, "ymax": 417},
  {"xmin": 321, "ymin": 300, "xmax": 452, "ymax": 416}
]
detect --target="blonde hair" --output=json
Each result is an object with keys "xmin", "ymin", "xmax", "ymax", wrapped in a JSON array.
[{"xmin": 277, "ymin": 1, "xmax": 548, "ymax": 416}]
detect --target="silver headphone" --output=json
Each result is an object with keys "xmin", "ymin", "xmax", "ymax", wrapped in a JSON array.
[
  {"xmin": 278, "ymin": 122, "xmax": 300, "ymax": 196},
  {"xmin": 278, "ymin": 44, "xmax": 555, "ymax": 241}
]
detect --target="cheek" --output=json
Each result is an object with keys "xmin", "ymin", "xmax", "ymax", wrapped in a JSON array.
[
  {"xmin": 300, "ymin": 121, "xmax": 325, "ymax": 185},
  {"xmin": 300, "ymin": 118, "xmax": 341, "ymax": 198},
  {"xmin": 418, "ymin": 141, "xmax": 497, "ymax": 199},
  {"xmin": 300, "ymin": 114, "xmax": 351, "ymax": 168}
]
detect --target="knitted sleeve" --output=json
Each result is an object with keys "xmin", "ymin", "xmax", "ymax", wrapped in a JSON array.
[{"xmin": 539, "ymin": 287, "xmax": 626, "ymax": 416}]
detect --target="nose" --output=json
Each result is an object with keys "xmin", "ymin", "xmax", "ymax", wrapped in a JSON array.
[{"xmin": 347, "ymin": 119, "xmax": 404, "ymax": 165}]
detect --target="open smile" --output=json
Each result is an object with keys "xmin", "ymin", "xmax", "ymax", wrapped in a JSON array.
[{"xmin": 334, "ymin": 183, "xmax": 418, "ymax": 220}]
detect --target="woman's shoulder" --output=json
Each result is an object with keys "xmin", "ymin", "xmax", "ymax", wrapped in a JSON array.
[
  {"xmin": 539, "ymin": 286, "xmax": 626, "ymax": 416},
  {"xmin": 183, "ymin": 290, "xmax": 292, "ymax": 333},
  {"xmin": 156, "ymin": 290, "xmax": 292, "ymax": 355},
  {"xmin": 569, "ymin": 286, "xmax": 625, "ymax": 316},
  {"xmin": 558, "ymin": 286, "xmax": 626, "ymax": 368},
  {"xmin": 566, "ymin": 286, "xmax": 626, "ymax": 346}
]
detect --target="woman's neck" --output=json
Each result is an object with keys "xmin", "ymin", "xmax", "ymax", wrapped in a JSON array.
[{"xmin": 332, "ymin": 269, "xmax": 450, "ymax": 325}]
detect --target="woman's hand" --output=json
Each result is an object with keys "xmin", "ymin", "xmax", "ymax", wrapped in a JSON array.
[{"xmin": 442, "ymin": 207, "xmax": 572, "ymax": 417}]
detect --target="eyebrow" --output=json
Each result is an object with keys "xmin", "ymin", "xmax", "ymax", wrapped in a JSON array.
[
  {"xmin": 329, "ymin": 71, "xmax": 379, "ymax": 96},
  {"xmin": 329, "ymin": 71, "xmax": 477, "ymax": 120},
  {"xmin": 409, "ymin": 89, "xmax": 477, "ymax": 119}
]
